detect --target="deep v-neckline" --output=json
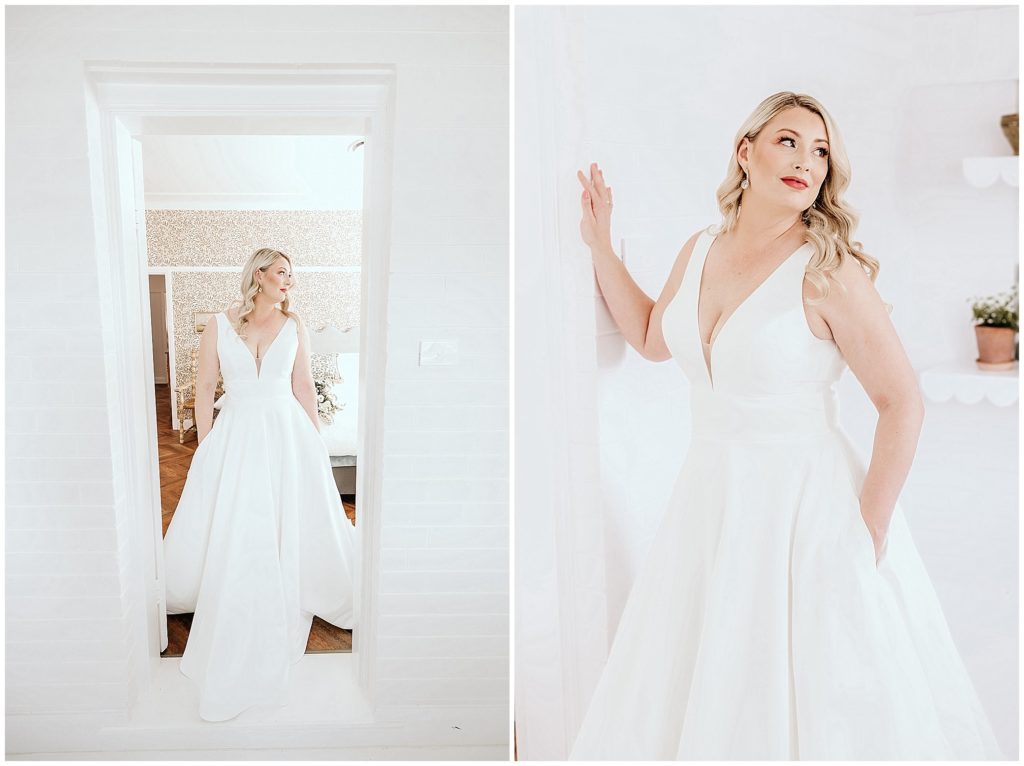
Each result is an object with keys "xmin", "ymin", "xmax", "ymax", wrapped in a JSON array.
[
  {"xmin": 696, "ymin": 232, "xmax": 810, "ymax": 390},
  {"xmin": 223, "ymin": 311, "xmax": 291, "ymax": 379}
]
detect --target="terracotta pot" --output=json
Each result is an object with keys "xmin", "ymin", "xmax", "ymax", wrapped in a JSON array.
[{"xmin": 975, "ymin": 325, "xmax": 1017, "ymax": 364}]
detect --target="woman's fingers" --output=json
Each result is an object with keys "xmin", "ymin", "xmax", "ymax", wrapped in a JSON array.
[
  {"xmin": 580, "ymin": 189, "xmax": 595, "ymax": 220},
  {"xmin": 577, "ymin": 170, "xmax": 596, "ymax": 215},
  {"xmin": 592, "ymin": 163, "xmax": 609, "ymax": 197},
  {"xmin": 578, "ymin": 165, "xmax": 611, "ymax": 211},
  {"xmin": 580, "ymin": 170, "xmax": 602, "ymax": 211},
  {"xmin": 577, "ymin": 168, "xmax": 595, "ymax": 195},
  {"xmin": 589, "ymin": 163, "xmax": 602, "ymax": 196}
]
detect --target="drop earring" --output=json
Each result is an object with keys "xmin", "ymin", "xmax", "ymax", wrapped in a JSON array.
[{"xmin": 740, "ymin": 170, "xmax": 749, "ymax": 190}]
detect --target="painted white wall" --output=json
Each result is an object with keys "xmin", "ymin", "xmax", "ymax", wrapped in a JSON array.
[
  {"xmin": 6, "ymin": 4, "xmax": 508, "ymax": 756},
  {"xmin": 141, "ymin": 135, "xmax": 364, "ymax": 210},
  {"xmin": 515, "ymin": 4, "xmax": 1017, "ymax": 759}
]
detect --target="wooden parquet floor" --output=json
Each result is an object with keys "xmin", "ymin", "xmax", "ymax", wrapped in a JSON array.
[{"xmin": 154, "ymin": 384, "xmax": 354, "ymax": 658}]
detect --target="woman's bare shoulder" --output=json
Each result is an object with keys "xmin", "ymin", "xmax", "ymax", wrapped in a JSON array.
[
  {"xmin": 200, "ymin": 312, "xmax": 219, "ymax": 340},
  {"xmin": 679, "ymin": 227, "xmax": 708, "ymax": 265},
  {"xmin": 666, "ymin": 227, "xmax": 710, "ymax": 283},
  {"xmin": 653, "ymin": 227, "xmax": 710, "ymax": 307}
]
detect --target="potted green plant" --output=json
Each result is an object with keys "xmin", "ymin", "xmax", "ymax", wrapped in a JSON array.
[{"xmin": 968, "ymin": 285, "xmax": 1018, "ymax": 369}]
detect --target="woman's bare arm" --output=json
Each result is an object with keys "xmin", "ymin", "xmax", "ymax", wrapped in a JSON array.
[
  {"xmin": 578, "ymin": 162, "xmax": 701, "ymax": 361},
  {"xmin": 194, "ymin": 316, "xmax": 220, "ymax": 443},
  {"xmin": 290, "ymin": 313, "xmax": 321, "ymax": 433},
  {"xmin": 813, "ymin": 256, "xmax": 926, "ymax": 561}
]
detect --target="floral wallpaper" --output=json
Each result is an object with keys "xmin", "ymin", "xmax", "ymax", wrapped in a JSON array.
[
  {"xmin": 146, "ymin": 209, "xmax": 361, "ymax": 267},
  {"xmin": 148, "ymin": 209, "xmax": 361, "ymax": 394}
]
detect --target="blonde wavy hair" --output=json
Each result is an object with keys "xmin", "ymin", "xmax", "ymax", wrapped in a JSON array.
[
  {"xmin": 227, "ymin": 248, "xmax": 296, "ymax": 338},
  {"xmin": 712, "ymin": 91, "xmax": 882, "ymax": 307}
]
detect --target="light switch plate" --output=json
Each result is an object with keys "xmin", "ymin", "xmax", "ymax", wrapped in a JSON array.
[{"xmin": 419, "ymin": 340, "xmax": 459, "ymax": 366}]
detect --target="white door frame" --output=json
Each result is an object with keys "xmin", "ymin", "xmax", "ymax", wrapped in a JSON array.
[{"xmin": 84, "ymin": 62, "xmax": 393, "ymax": 710}]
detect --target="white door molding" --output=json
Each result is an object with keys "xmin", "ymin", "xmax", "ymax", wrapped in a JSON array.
[{"xmin": 84, "ymin": 61, "xmax": 394, "ymax": 723}]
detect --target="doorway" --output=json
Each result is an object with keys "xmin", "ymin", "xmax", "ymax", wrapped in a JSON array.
[{"xmin": 85, "ymin": 62, "xmax": 393, "ymax": 720}]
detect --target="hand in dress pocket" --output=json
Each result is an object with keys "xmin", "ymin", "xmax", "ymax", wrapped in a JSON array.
[{"xmin": 859, "ymin": 506, "xmax": 889, "ymax": 567}]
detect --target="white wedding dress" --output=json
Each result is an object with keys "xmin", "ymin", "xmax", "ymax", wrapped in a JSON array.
[
  {"xmin": 163, "ymin": 310, "xmax": 358, "ymax": 722},
  {"xmin": 569, "ymin": 227, "xmax": 1003, "ymax": 759}
]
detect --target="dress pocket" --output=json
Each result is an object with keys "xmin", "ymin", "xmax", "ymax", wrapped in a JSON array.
[
  {"xmin": 874, "ymin": 530, "xmax": 890, "ymax": 570},
  {"xmin": 844, "ymin": 490, "xmax": 885, "ymax": 573},
  {"xmin": 855, "ymin": 511, "xmax": 889, "ymax": 571},
  {"xmin": 293, "ymin": 398, "xmax": 324, "ymax": 441},
  {"xmin": 193, "ymin": 422, "xmax": 218, "ymax": 461}
]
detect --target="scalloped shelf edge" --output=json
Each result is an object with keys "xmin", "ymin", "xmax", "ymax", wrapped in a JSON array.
[
  {"xmin": 962, "ymin": 156, "xmax": 1019, "ymax": 188},
  {"xmin": 920, "ymin": 366, "xmax": 1019, "ymax": 406}
]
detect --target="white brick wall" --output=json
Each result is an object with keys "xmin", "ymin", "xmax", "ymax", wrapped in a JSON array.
[{"xmin": 6, "ymin": 3, "xmax": 508, "ymax": 736}]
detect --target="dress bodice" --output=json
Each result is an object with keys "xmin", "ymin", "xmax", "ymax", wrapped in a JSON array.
[
  {"xmin": 216, "ymin": 310, "xmax": 297, "ymax": 401},
  {"xmin": 661, "ymin": 226, "xmax": 849, "ymax": 441}
]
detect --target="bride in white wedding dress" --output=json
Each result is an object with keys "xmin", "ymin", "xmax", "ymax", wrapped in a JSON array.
[
  {"xmin": 162, "ymin": 247, "xmax": 358, "ymax": 722},
  {"xmin": 571, "ymin": 92, "xmax": 1003, "ymax": 759}
]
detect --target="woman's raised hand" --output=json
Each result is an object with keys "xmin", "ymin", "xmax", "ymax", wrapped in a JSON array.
[{"xmin": 577, "ymin": 162, "xmax": 614, "ymax": 249}]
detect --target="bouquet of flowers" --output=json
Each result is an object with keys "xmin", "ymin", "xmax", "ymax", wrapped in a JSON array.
[{"xmin": 314, "ymin": 379, "xmax": 345, "ymax": 425}]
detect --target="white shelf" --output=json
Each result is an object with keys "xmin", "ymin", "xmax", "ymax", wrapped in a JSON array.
[
  {"xmin": 920, "ymin": 360, "xmax": 1019, "ymax": 406},
  {"xmin": 962, "ymin": 156, "xmax": 1019, "ymax": 188}
]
